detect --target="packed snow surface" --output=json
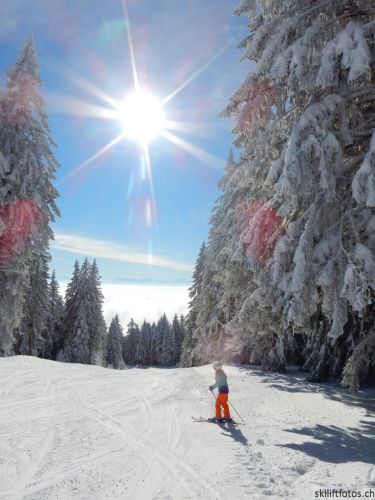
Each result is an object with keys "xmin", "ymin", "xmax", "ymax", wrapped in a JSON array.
[{"xmin": 0, "ymin": 356, "xmax": 374, "ymax": 499}]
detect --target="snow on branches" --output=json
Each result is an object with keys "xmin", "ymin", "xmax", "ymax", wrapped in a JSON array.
[
  {"xmin": 232, "ymin": 79, "xmax": 277, "ymax": 136},
  {"xmin": 317, "ymin": 22, "xmax": 371, "ymax": 87},
  {"xmin": 353, "ymin": 132, "xmax": 375, "ymax": 208},
  {"xmin": 183, "ymin": 0, "xmax": 375, "ymax": 388},
  {"xmin": 276, "ymin": 95, "xmax": 345, "ymax": 208},
  {"xmin": 236, "ymin": 199, "xmax": 284, "ymax": 264}
]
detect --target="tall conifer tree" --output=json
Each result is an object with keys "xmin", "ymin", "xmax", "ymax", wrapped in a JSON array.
[
  {"xmin": 19, "ymin": 250, "xmax": 50, "ymax": 356},
  {"xmin": 41, "ymin": 270, "xmax": 64, "ymax": 359},
  {"xmin": 181, "ymin": 242, "xmax": 207, "ymax": 366},
  {"xmin": 0, "ymin": 37, "xmax": 59, "ymax": 355},
  {"xmin": 172, "ymin": 314, "xmax": 185, "ymax": 363},
  {"xmin": 183, "ymin": 0, "xmax": 375, "ymax": 387},
  {"xmin": 62, "ymin": 259, "xmax": 106, "ymax": 365},
  {"xmin": 87, "ymin": 260, "xmax": 106, "ymax": 365},
  {"xmin": 136, "ymin": 321, "xmax": 152, "ymax": 366},
  {"xmin": 107, "ymin": 315, "xmax": 125, "ymax": 369},
  {"xmin": 123, "ymin": 318, "xmax": 140, "ymax": 365},
  {"xmin": 161, "ymin": 316, "xmax": 177, "ymax": 366}
]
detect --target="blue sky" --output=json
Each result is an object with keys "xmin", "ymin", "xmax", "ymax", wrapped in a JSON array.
[{"xmin": 1, "ymin": 0, "xmax": 249, "ymax": 290}]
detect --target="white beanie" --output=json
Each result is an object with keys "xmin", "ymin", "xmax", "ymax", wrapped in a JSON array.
[{"xmin": 213, "ymin": 361, "xmax": 222, "ymax": 369}]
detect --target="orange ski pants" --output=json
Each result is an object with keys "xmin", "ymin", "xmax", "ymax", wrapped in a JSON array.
[{"xmin": 215, "ymin": 393, "xmax": 230, "ymax": 419}]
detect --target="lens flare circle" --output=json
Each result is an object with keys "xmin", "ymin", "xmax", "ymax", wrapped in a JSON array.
[{"xmin": 119, "ymin": 90, "xmax": 166, "ymax": 143}]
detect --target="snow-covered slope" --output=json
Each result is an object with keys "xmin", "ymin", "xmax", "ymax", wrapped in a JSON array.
[{"xmin": 0, "ymin": 356, "xmax": 374, "ymax": 500}]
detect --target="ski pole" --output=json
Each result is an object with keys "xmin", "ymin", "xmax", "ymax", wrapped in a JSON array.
[
  {"xmin": 228, "ymin": 400, "xmax": 245, "ymax": 424},
  {"xmin": 210, "ymin": 389, "xmax": 245, "ymax": 424}
]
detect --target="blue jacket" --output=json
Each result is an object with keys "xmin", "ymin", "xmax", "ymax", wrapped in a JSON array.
[{"xmin": 212, "ymin": 369, "xmax": 229, "ymax": 394}]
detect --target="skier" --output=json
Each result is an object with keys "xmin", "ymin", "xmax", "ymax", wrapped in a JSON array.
[{"xmin": 209, "ymin": 361, "xmax": 233, "ymax": 423}]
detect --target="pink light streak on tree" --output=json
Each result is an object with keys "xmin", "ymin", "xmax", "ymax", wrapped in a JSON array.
[
  {"xmin": 237, "ymin": 200, "xmax": 284, "ymax": 264},
  {"xmin": 0, "ymin": 199, "xmax": 42, "ymax": 263}
]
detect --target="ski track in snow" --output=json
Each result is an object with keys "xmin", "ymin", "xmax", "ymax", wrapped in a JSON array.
[{"xmin": 0, "ymin": 357, "xmax": 374, "ymax": 500}]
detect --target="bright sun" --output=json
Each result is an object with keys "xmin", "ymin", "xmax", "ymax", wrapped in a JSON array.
[{"xmin": 119, "ymin": 89, "xmax": 166, "ymax": 144}]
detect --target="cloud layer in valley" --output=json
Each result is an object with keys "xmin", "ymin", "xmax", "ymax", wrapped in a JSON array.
[{"xmin": 60, "ymin": 283, "xmax": 189, "ymax": 328}]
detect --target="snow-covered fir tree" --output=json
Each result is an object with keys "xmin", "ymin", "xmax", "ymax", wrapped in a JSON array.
[
  {"xmin": 107, "ymin": 315, "xmax": 125, "ymax": 369},
  {"xmin": 62, "ymin": 259, "xmax": 106, "ymax": 365},
  {"xmin": 182, "ymin": 0, "xmax": 375, "ymax": 388},
  {"xmin": 181, "ymin": 151, "xmax": 257, "ymax": 367},
  {"xmin": 0, "ymin": 155, "xmax": 33, "ymax": 355},
  {"xmin": 181, "ymin": 242, "xmax": 207, "ymax": 366},
  {"xmin": 40, "ymin": 270, "xmax": 64, "ymax": 359},
  {"xmin": 69, "ymin": 302, "xmax": 90, "ymax": 364},
  {"xmin": 0, "ymin": 37, "xmax": 59, "ymax": 355},
  {"xmin": 149, "ymin": 321, "xmax": 157, "ymax": 365},
  {"xmin": 86, "ymin": 260, "xmax": 107, "ymax": 365},
  {"xmin": 60, "ymin": 260, "xmax": 80, "ymax": 359},
  {"xmin": 66, "ymin": 259, "xmax": 91, "ymax": 364},
  {"xmin": 161, "ymin": 316, "xmax": 177, "ymax": 366},
  {"xmin": 172, "ymin": 314, "xmax": 186, "ymax": 363},
  {"xmin": 152, "ymin": 314, "xmax": 167, "ymax": 365},
  {"xmin": 18, "ymin": 249, "xmax": 50, "ymax": 356},
  {"xmin": 122, "ymin": 318, "xmax": 140, "ymax": 365},
  {"xmin": 136, "ymin": 321, "xmax": 153, "ymax": 366}
]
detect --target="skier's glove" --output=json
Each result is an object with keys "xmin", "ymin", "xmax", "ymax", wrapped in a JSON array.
[{"xmin": 209, "ymin": 385, "xmax": 213, "ymax": 391}]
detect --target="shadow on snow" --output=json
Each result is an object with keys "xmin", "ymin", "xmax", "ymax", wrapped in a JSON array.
[
  {"xmin": 217, "ymin": 422, "xmax": 248, "ymax": 446},
  {"xmin": 238, "ymin": 366, "xmax": 375, "ymax": 417},
  {"xmin": 234, "ymin": 365, "xmax": 375, "ymax": 464},
  {"xmin": 279, "ymin": 420, "xmax": 375, "ymax": 465}
]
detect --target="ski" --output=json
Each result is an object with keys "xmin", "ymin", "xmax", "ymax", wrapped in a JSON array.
[{"xmin": 192, "ymin": 416, "xmax": 242, "ymax": 426}]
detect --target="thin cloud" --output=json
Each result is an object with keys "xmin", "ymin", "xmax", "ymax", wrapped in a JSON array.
[{"xmin": 53, "ymin": 232, "xmax": 193, "ymax": 272}]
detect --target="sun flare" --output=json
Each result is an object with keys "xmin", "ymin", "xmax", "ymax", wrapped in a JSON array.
[
  {"xmin": 118, "ymin": 90, "xmax": 166, "ymax": 144},
  {"xmin": 60, "ymin": 0, "xmax": 225, "ymax": 185}
]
